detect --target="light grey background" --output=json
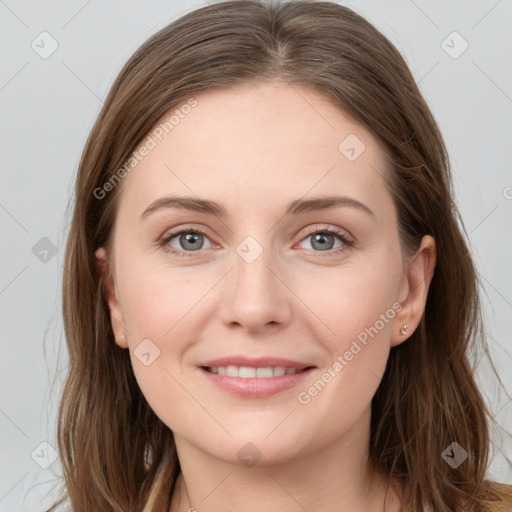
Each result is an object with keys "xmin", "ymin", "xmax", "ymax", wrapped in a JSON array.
[{"xmin": 1, "ymin": 1, "xmax": 511, "ymax": 510}]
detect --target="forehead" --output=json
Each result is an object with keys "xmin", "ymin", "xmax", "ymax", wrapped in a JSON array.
[{"xmin": 118, "ymin": 81, "xmax": 391, "ymax": 217}]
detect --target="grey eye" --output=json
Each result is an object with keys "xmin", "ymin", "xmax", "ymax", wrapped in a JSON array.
[
  {"xmin": 168, "ymin": 231, "xmax": 212, "ymax": 252},
  {"xmin": 299, "ymin": 232, "xmax": 343, "ymax": 251}
]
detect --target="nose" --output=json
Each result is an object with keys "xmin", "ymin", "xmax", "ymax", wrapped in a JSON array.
[{"xmin": 218, "ymin": 243, "xmax": 292, "ymax": 334}]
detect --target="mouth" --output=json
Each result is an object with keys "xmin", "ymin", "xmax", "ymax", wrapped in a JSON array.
[
  {"xmin": 198, "ymin": 357, "xmax": 316, "ymax": 398},
  {"xmin": 201, "ymin": 365, "xmax": 312, "ymax": 378}
]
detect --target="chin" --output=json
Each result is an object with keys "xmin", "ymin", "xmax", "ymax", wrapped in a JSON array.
[{"xmin": 204, "ymin": 431, "xmax": 313, "ymax": 467}]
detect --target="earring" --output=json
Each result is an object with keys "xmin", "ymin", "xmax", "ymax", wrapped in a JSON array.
[
  {"xmin": 400, "ymin": 325, "xmax": 407, "ymax": 337},
  {"xmin": 117, "ymin": 332, "xmax": 126, "ymax": 342}
]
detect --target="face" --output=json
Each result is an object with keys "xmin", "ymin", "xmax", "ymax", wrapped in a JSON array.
[{"xmin": 96, "ymin": 81, "xmax": 434, "ymax": 466}]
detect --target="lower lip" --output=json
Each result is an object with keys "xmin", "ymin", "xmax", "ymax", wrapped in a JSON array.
[{"xmin": 199, "ymin": 367, "xmax": 315, "ymax": 398}]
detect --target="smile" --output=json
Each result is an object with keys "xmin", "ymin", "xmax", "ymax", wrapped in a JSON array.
[
  {"xmin": 198, "ymin": 357, "xmax": 316, "ymax": 398},
  {"xmin": 203, "ymin": 365, "xmax": 305, "ymax": 378}
]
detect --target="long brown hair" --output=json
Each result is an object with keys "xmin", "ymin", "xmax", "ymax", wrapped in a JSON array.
[{"xmin": 49, "ymin": 1, "xmax": 511, "ymax": 510}]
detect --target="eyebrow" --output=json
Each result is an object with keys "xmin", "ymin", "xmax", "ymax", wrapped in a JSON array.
[{"xmin": 141, "ymin": 195, "xmax": 374, "ymax": 219}]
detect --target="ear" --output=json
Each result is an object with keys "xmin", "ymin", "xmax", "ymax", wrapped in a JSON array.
[
  {"xmin": 95, "ymin": 247, "xmax": 128, "ymax": 349},
  {"xmin": 391, "ymin": 235, "xmax": 436, "ymax": 347}
]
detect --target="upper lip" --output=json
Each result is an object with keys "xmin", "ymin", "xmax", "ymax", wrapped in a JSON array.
[{"xmin": 199, "ymin": 356, "xmax": 314, "ymax": 370}]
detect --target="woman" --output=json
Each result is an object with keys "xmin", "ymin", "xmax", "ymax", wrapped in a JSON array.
[{"xmin": 49, "ymin": 1, "xmax": 512, "ymax": 510}]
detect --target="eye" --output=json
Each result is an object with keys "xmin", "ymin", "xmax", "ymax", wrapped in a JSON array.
[
  {"xmin": 160, "ymin": 227, "xmax": 213, "ymax": 256},
  {"xmin": 159, "ymin": 225, "xmax": 353, "ymax": 258},
  {"xmin": 296, "ymin": 225, "xmax": 353, "ymax": 256}
]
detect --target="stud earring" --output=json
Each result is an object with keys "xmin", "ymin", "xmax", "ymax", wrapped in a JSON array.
[
  {"xmin": 117, "ymin": 332, "xmax": 126, "ymax": 342},
  {"xmin": 400, "ymin": 325, "xmax": 407, "ymax": 337}
]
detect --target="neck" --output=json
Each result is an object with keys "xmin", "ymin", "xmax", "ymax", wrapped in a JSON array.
[{"xmin": 169, "ymin": 407, "xmax": 402, "ymax": 512}]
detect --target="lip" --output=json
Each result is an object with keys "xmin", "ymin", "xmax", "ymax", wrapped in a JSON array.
[{"xmin": 198, "ymin": 356, "xmax": 316, "ymax": 398}]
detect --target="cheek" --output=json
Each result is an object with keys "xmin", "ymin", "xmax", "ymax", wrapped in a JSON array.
[
  {"xmin": 299, "ymin": 256, "xmax": 401, "ymax": 352},
  {"xmin": 117, "ymin": 266, "xmax": 201, "ymax": 424},
  {"xmin": 119, "ymin": 262, "xmax": 206, "ymax": 341},
  {"xmin": 292, "ymin": 257, "xmax": 401, "ymax": 413},
  {"xmin": 113, "ymin": 263, "xmax": 198, "ymax": 385}
]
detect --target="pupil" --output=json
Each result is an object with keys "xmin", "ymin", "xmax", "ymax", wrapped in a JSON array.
[
  {"xmin": 312, "ymin": 233, "xmax": 334, "ymax": 251},
  {"xmin": 181, "ymin": 233, "xmax": 202, "ymax": 251}
]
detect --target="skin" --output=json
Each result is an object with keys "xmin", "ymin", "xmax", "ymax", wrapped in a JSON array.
[{"xmin": 96, "ymin": 81, "xmax": 436, "ymax": 512}]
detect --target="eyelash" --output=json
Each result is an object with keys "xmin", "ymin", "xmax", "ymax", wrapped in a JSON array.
[{"xmin": 159, "ymin": 225, "xmax": 354, "ymax": 258}]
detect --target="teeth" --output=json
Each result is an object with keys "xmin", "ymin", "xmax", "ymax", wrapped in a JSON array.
[
  {"xmin": 226, "ymin": 365, "xmax": 238, "ymax": 377},
  {"xmin": 256, "ymin": 367, "xmax": 273, "ymax": 378},
  {"xmin": 207, "ymin": 365, "xmax": 299, "ymax": 378}
]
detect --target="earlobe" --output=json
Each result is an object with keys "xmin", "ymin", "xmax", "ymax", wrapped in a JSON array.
[
  {"xmin": 95, "ymin": 247, "xmax": 129, "ymax": 349},
  {"xmin": 391, "ymin": 235, "xmax": 436, "ymax": 347}
]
